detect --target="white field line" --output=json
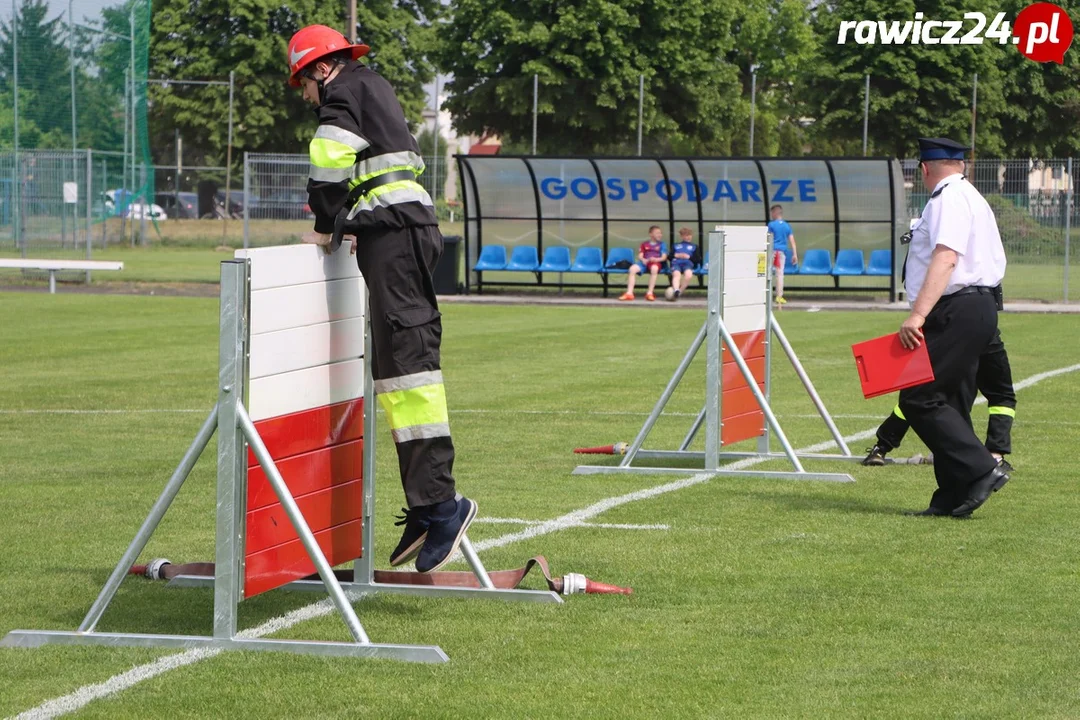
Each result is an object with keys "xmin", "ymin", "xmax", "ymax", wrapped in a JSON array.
[
  {"xmin": 9, "ymin": 361, "xmax": 1080, "ymax": 720},
  {"xmin": 0, "ymin": 409, "xmax": 207, "ymax": 415},
  {"xmin": 474, "ymin": 517, "xmax": 670, "ymax": 530}
]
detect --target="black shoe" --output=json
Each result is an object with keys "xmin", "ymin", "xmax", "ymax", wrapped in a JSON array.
[
  {"xmin": 389, "ymin": 508, "xmax": 430, "ymax": 567},
  {"xmin": 904, "ymin": 506, "xmax": 970, "ymax": 519},
  {"xmin": 862, "ymin": 444, "xmax": 888, "ymax": 466},
  {"xmin": 902, "ymin": 507, "xmax": 972, "ymax": 518},
  {"xmin": 416, "ymin": 496, "xmax": 478, "ymax": 574},
  {"xmin": 904, "ymin": 506, "xmax": 950, "ymax": 516},
  {"xmin": 998, "ymin": 457, "xmax": 1014, "ymax": 473},
  {"xmin": 952, "ymin": 466, "xmax": 1010, "ymax": 517}
]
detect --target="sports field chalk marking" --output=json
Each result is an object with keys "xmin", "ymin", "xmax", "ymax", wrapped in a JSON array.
[
  {"xmin": 475, "ymin": 517, "xmax": 670, "ymax": 531},
  {"xmin": 10, "ymin": 361, "xmax": 1080, "ymax": 720}
]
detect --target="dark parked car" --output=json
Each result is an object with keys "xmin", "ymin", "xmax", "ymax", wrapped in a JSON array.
[
  {"xmin": 255, "ymin": 190, "xmax": 315, "ymax": 221},
  {"xmin": 155, "ymin": 192, "xmax": 200, "ymax": 219},
  {"xmin": 215, "ymin": 190, "xmax": 254, "ymax": 219}
]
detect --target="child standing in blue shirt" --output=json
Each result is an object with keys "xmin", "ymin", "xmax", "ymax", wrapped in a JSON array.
[{"xmin": 766, "ymin": 204, "xmax": 798, "ymax": 305}]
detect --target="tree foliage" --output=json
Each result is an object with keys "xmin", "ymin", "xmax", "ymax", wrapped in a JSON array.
[{"xmin": 435, "ymin": 0, "xmax": 754, "ymax": 154}]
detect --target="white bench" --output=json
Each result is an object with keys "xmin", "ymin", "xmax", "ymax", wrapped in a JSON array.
[{"xmin": 0, "ymin": 259, "xmax": 124, "ymax": 294}]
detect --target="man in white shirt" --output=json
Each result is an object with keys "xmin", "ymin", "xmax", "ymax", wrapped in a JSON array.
[{"xmin": 897, "ymin": 137, "xmax": 1009, "ymax": 518}]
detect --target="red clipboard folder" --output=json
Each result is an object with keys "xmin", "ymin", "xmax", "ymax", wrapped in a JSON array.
[{"xmin": 851, "ymin": 333, "xmax": 935, "ymax": 399}]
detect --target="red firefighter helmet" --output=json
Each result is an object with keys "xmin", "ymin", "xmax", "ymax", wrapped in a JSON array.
[{"xmin": 287, "ymin": 25, "xmax": 369, "ymax": 87}]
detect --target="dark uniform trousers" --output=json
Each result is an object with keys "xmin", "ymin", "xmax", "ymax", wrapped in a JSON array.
[
  {"xmin": 898, "ymin": 290, "xmax": 1001, "ymax": 510},
  {"xmin": 353, "ymin": 224, "xmax": 457, "ymax": 509},
  {"xmin": 877, "ymin": 327, "xmax": 1016, "ymax": 454}
]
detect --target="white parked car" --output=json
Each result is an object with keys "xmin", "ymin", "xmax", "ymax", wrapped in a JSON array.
[{"xmin": 104, "ymin": 189, "xmax": 168, "ymax": 220}]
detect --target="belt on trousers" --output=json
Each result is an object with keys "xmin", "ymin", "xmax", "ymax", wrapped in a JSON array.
[
  {"xmin": 347, "ymin": 169, "xmax": 418, "ymax": 204},
  {"xmin": 941, "ymin": 285, "xmax": 996, "ymax": 300},
  {"xmin": 329, "ymin": 169, "xmax": 419, "ymax": 251}
]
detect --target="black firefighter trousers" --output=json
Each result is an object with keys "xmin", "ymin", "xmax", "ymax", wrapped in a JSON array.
[
  {"xmin": 899, "ymin": 291, "xmax": 1001, "ymax": 511},
  {"xmin": 876, "ymin": 327, "xmax": 1016, "ymax": 454},
  {"xmin": 354, "ymin": 224, "xmax": 456, "ymax": 509}
]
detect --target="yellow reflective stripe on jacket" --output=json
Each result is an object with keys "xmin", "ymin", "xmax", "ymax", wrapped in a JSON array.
[
  {"xmin": 314, "ymin": 124, "xmax": 369, "ymax": 152},
  {"xmin": 310, "ymin": 165, "xmax": 353, "ymax": 182},
  {"xmin": 987, "ymin": 406, "xmax": 1016, "ymax": 417},
  {"xmin": 378, "ymin": 381, "xmax": 449, "ymax": 432},
  {"xmin": 892, "ymin": 404, "xmax": 906, "ymax": 421},
  {"xmin": 355, "ymin": 151, "xmax": 426, "ymax": 183},
  {"xmin": 310, "ymin": 137, "xmax": 357, "ymax": 170},
  {"xmin": 346, "ymin": 179, "xmax": 433, "ymax": 219}
]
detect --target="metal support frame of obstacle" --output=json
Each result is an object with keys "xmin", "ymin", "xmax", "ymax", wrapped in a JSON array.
[
  {"xmin": 574, "ymin": 227, "xmax": 858, "ymax": 482},
  {"xmin": 2, "ymin": 246, "xmax": 559, "ymax": 664}
]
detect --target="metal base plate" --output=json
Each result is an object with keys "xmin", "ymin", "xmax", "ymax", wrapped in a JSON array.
[
  {"xmin": 167, "ymin": 575, "xmax": 564, "ymax": 603},
  {"xmin": 572, "ymin": 465, "xmax": 855, "ymax": 483},
  {"xmin": 0, "ymin": 629, "xmax": 448, "ymax": 663}
]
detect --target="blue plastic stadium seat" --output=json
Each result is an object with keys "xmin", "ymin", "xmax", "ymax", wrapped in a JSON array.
[
  {"xmin": 569, "ymin": 247, "xmax": 604, "ymax": 273},
  {"xmin": 783, "ymin": 254, "xmax": 799, "ymax": 274},
  {"xmin": 473, "ymin": 245, "xmax": 507, "ymax": 272},
  {"xmin": 538, "ymin": 246, "xmax": 572, "ymax": 273},
  {"xmin": 798, "ymin": 249, "xmax": 833, "ymax": 275},
  {"xmin": 694, "ymin": 251, "xmax": 710, "ymax": 275},
  {"xmin": 865, "ymin": 249, "xmax": 892, "ymax": 276},
  {"xmin": 603, "ymin": 247, "xmax": 636, "ymax": 274},
  {"xmin": 831, "ymin": 249, "xmax": 865, "ymax": 276},
  {"xmin": 505, "ymin": 245, "xmax": 540, "ymax": 272}
]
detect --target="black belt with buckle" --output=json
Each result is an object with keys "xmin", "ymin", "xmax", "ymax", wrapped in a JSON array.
[
  {"xmin": 942, "ymin": 285, "xmax": 995, "ymax": 299},
  {"xmin": 329, "ymin": 169, "xmax": 418, "ymax": 251},
  {"xmin": 347, "ymin": 169, "xmax": 417, "ymax": 204}
]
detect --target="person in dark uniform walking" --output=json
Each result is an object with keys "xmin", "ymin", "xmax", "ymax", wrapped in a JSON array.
[
  {"xmin": 864, "ymin": 328, "xmax": 1016, "ymax": 470},
  {"xmin": 288, "ymin": 25, "xmax": 475, "ymax": 572},
  {"xmin": 897, "ymin": 138, "xmax": 1010, "ymax": 518}
]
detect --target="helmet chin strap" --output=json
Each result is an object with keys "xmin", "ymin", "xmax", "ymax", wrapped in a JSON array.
[{"xmin": 315, "ymin": 60, "xmax": 346, "ymax": 105}]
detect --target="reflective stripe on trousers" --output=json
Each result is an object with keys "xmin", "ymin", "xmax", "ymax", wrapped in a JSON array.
[{"xmin": 375, "ymin": 370, "xmax": 452, "ymax": 445}]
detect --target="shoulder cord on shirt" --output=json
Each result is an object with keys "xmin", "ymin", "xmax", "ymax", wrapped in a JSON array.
[{"xmin": 901, "ymin": 178, "xmax": 961, "ymax": 283}]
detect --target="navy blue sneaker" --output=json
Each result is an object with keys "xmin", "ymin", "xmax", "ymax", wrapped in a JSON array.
[
  {"xmin": 389, "ymin": 508, "xmax": 430, "ymax": 567},
  {"xmin": 416, "ymin": 496, "xmax": 478, "ymax": 574}
]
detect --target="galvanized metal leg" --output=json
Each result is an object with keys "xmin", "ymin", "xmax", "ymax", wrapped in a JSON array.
[
  {"xmin": 621, "ymin": 321, "xmax": 707, "ymax": 467},
  {"xmin": 759, "ymin": 235, "xmax": 775, "ymax": 455},
  {"xmin": 772, "ymin": 318, "xmax": 852, "ymax": 456},
  {"xmin": 238, "ymin": 404, "xmax": 371, "ymax": 645},
  {"xmin": 679, "ymin": 406, "xmax": 706, "ymax": 451},
  {"xmin": 1, "ymin": 630, "xmax": 447, "ymax": 662},
  {"xmin": 356, "ymin": 306, "xmax": 375, "ymax": 585},
  {"xmin": 214, "ymin": 261, "xmax": 247, "ymax": 640},
  {"xmin": 48, "ymin": 270, "xmax": 56, "ymax": 294},
  {"xmin": 458, "ymin": 535, "xmax": 496, "ymax": 590},
  {"xmin": 705, "ymin": 232, "xmax": 724, "ymax": 471},
  {"xmin": 77, "ymin": 405, "xmax": 218, "ymax": 633}
]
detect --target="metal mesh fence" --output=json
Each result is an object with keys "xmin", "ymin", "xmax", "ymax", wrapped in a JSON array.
[
  {"xmin": 1, "ymin": 0, "xmax": 153, "ymax": 258},
  {"xmin": 0, "ymin": 148, "xmax": 156, "ymax": 255},
  {"xmin": 904, "ymin": 158, "xmax": 1076, "ymax": 303},
  {"xmin": 242, "ymin": 152, "xmax": 451, "ymax": 248}
]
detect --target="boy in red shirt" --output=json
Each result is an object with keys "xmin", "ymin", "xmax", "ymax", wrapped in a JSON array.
[{"xmin": 619, "ymin": 225, "xmax": 668, "ymax": 301}]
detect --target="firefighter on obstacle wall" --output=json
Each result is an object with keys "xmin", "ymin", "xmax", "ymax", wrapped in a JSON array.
[{"xmin": 288, "ymin": 25, "xmax": 476, "ymax": 573}]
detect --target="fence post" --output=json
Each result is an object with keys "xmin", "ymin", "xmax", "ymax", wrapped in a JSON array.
[
  {"xmin": 86, "ymin": 149, "xmax": 93, "ymax": 283},
  {"xmin": 1066, "ymin": 157, "xmax": 1073, "ymax": 302},
  {"xmin": 532, "ymin": 74, "xmax": 538, "ymax": 156},
  {"xmin": 637, "ymin": 75, "xmax": 644, "ymax": 156},
  {"xmin": 242, "ymin": 152, "xmax": 250, "ymax": 250},
  {"xmin": 223, "ymin": 69, "xmax": 235, "ymax": 242},
  {"xmin": 432, "ymin": 76, "xmax": 440, "ymax": 206}
]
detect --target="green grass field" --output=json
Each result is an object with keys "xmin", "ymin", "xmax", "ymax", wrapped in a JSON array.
[{"xmin": 1, "ymin": 295, "xmax": 1079, "ymax": 718}]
